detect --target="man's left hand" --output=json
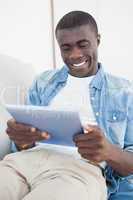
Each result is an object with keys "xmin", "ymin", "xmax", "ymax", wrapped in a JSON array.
[{"xmin": 73, "ymin": 124, "xmax": 113, "ymax": 163}]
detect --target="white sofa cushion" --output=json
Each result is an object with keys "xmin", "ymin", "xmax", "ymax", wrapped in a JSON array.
[
  {"xmin": 0, "ymin": 105, "xmax": 11, "ymax": 159},
  {"xmin": 0, "ymin": 54, "xmax": 36, "ymax": 159}
]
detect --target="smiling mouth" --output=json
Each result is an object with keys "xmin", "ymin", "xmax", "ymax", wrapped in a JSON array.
[{"xmin": 72, "ymin": 60, "xmax": 88, "ymax": 68}]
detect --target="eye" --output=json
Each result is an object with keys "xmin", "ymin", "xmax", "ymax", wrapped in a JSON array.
[
  {"xmin": 78, "ymin": 41, "xmax": 90, "ymax": 48},
  {"xmin": 61, "ymin": 45, "xmax": 71, "ymax": 52},
  {"xmin": 62, "ymin": 47, "xmax": 70, "ymax": 52}
]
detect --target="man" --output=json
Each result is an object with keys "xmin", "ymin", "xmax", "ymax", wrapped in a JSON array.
[{"xmin": 0, "ymin": 10, "xmax": 133, "ymax": 200}]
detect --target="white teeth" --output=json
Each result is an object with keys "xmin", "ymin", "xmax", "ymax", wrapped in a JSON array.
[{"xmin": 73, "ymin": 61, "xmax": 86, "ymax": 67}]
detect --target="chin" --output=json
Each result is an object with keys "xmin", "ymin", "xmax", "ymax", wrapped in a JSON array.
[{"xmin": 70, "ymin": 70, "xmax": 90, "ymax": 78}]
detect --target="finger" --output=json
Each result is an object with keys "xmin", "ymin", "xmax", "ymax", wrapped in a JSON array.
[
  {"xmin": 14, "ymin": 141, "xmax": 35, "ymax": 148},
  {"xmin": 30, "ymin": 131, "xmax": 51, "ymax": 141},
  {"xmin": 7, "ymin": 120, "xmax": 39, "ymax": 132},
  {"xmin": 83, "ymin": 124, "xmax": 93, "ymax": 132},
  {"xmin": 19, "ymin": 130, "xmax": 50, "ymax": 140},
  {"xmin": 7, "ymin": 119, "xmax": 32, "ymax": 132},
  {"xmin": 73, "ymin": 134, "xmax": 86, "ymax": 142},
  {"xmin": 84, "ymin": 124, "xmax": 100, "ymax": 133},
  {"xmin": 7, "ymin": 126, "xmax": 38, "ymax": 137},
  {"xmin": 30, "ymin": 127, "xmax": 36, "ymax": 132},
  {"xmin": 41, "ymin": 132, "xmax": 51, "ymax": 139},
  {"xmin": 75, "ymin": 141, "xmax": 102, "ymax": 148},
  {"xmin": 78, "ymin": 147, "xmax": 101, "ymax": 155},
  {"xmin": 82, "ymin": 154, "xmax": 102, "ymax": 163},
  {"xmin": 74, "ymin": 133, "xmax": 98, "ymax": 142},
  {"xmin": 20, "ymin": 144, "xmax": 31, "ymax": 149},
  {"xmin": 7, "ymin": 120, "xmax": 50, "ymax": 141},
  {"xmin": 7, "ymin": 127, "xmax": 50, "ymax": 142}
]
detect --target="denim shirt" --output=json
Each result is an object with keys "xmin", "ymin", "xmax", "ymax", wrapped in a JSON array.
[{"xmin": 25, "ymin": 63, "xmax": 133, "ymax": 199}]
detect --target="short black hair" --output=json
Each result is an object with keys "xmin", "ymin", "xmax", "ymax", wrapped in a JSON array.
[{"xmin": 55, "ymin": 10, "xmax": 98, "ymax": 36}]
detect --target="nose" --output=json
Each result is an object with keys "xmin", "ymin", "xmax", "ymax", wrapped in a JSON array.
[{"xmin": 69, "ymin": 47, "xmax": 83, "ymax": 60}]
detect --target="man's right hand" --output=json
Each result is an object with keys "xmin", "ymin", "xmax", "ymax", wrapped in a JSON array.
[{"xmin": 6, "ymin": 118, "xmax": 50, "ymax": 150}]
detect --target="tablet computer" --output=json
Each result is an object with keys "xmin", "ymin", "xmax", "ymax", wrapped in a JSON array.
[{"xmin": 6, "ymin": 104, "xmax": 83, "ymax": 147}]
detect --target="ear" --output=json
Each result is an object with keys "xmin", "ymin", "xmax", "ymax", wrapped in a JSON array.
[{"xmin": 97, "ymin": 34, "xmax": 101, "ymax": 46}]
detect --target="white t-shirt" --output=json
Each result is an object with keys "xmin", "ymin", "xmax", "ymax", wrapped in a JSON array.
[
  {"xmin": 50, "ymin": 73, "xmax": 96, "ymax": 125},
  {"xmin": 38, "ymin": 74, "xmax": 97, "ymax": 158}
]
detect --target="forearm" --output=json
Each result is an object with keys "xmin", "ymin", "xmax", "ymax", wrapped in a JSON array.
[{"xmin": 107, "ymin": 144, "xmax": 133, "ymax": 176}]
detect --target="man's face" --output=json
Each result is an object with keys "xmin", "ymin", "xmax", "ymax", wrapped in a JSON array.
[{"xmin": 56, "ymin": 24, "xmax": 100, "ymax": 77}]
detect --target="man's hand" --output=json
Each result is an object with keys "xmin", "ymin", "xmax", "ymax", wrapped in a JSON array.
[
  {"xmin": 6, "ymin": 119, "xmax": 50, "ymax": 150},
  {"xmin": 73, "ymin": 124, "xmax": 112, "ymax": 163}
]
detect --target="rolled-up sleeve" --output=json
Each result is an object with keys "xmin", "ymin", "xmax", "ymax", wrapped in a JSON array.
[{"xmin": 124, "ymin": 88, "xmax": 133, "ymax": 152}]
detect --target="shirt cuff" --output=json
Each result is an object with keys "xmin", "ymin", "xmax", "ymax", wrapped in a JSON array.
[{"xmin": 11, "ymin": 141, "xmax": 19, "ymax": 152}]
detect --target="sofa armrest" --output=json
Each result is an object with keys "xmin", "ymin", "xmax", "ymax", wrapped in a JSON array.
[
  {"xmin": 0, "ymin": 106, "xmax": 12, "ymax": 159},
  {"xmin": 0, "ymin": 131, "xmax": 11, "ymax": 160}
]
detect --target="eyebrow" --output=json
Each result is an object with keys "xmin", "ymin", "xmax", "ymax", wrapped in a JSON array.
[
  {"xmin": 61, "ymin": 43, "xmax": 71, "ymax": 47},
  {"xmin": 60, "ymin": 39, "xmax": 89, "ymax": 47}
]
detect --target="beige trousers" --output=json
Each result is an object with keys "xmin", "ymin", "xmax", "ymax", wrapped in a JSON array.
[{"xmin": 0, "ymin": 147, "xmax": 107, "ymax": 200}]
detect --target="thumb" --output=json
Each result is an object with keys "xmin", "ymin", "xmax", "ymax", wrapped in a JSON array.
[
  {"xmin": 41, "ymin": 132, "xmax": 51, "ymax": 139},
  {"xmin": 83, "ymin": 124, "xmax": 93, "ymax": 134}
]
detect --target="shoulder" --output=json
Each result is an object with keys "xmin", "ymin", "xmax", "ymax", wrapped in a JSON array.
[
  {"xmin": 28, "ymin": 68, "xmax": 61, "ymax": 92},
  {"xmin": 27, "ymin": 68, "xmax": 63, "ymax": 105},
  {"xmin": 104, "ymin": 73, "xmax": 133, "ymax": 114},
  {"xmin": 32, "ymin": 68, "xmax": 63, "ymax": 89},
  {"xmin": 37, "ymin": 68, "xmax": 60, "ymax": 82},
  {"xmin": 105, "ymin": 72, "xmax": 132, "ymax": 91}
]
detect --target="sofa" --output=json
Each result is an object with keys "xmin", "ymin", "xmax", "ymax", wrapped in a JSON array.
[{"xmin": 0, "ymin": 54, "xmax": 36, "ymax": 159}]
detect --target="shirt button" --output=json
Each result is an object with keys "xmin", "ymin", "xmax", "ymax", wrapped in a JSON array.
[
  {"xmin": 95, "ymin": 112, "xmax": 99, "ymax": 116},
  {"xmin": 113, "ymin": 116, "xmax": 117, "ymax": 120},
  {"xmin": 128, "ymin": 179, "xmax": 133, "ymax": 184}
]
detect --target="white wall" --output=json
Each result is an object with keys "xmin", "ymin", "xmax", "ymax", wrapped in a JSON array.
[
  {"xmin": 0, "ymin": 0, "xmax": 53, "ymax": 73},
  {"xmin": 98, "ymin": 0, "xmax": 133, "ymax": 80}
]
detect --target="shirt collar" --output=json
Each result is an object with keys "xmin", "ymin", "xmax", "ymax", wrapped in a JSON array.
[
  {"xmin": 58, "ymin": 63, "xmax": 105, "ymax": 90},
  {"xmin": 90, "ymin": 63, "xmax": 105, "ymax": 90}
]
